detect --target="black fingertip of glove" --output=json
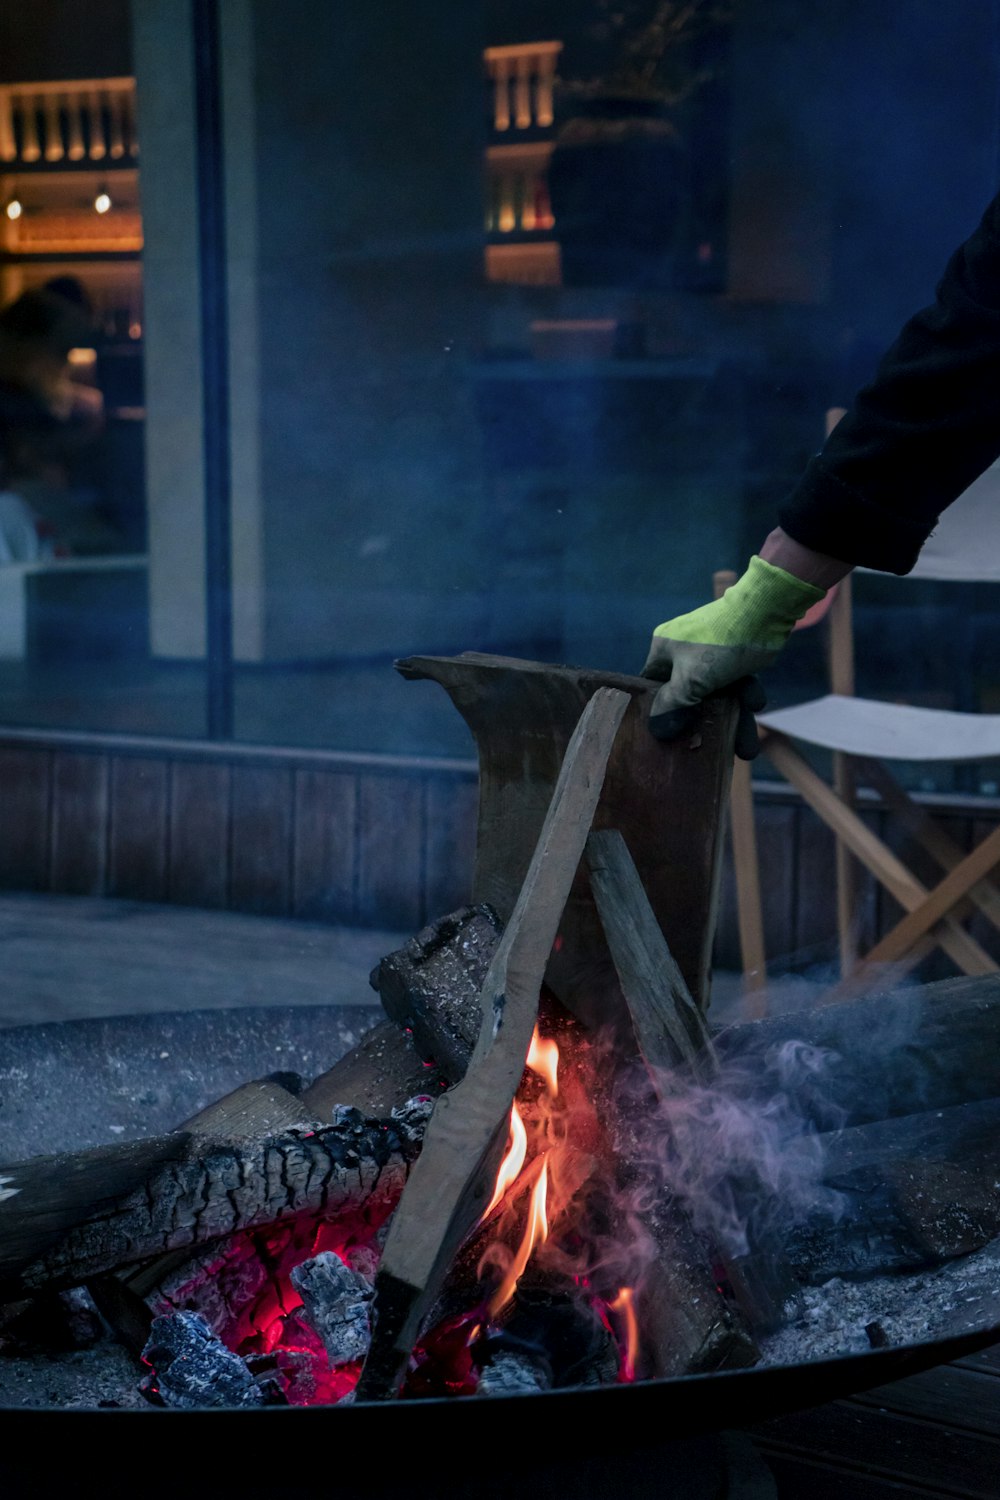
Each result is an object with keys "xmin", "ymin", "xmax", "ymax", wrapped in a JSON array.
[
  {"xmin": 733, "ymin": 675, "xmax": 766, "ymax": 761},
  {"xmin": 647, "ymin": 701, "xmax": 701, "ymax": 743}
]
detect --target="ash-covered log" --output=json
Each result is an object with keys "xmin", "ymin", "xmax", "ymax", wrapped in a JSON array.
[
  {"xmin": 712, "ymin": 972, "xmax": 1000, "ymax": 1128},
  {"xmin": 372, "ymin": 904, "xmax": 503, "ymax": 1079}
]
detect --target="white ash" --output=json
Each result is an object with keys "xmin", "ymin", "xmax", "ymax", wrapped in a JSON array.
[
  {"xmin": 290, "ymin": 1251, "xmax": 373, "ymax": 1365},
  {"xmin": 760, "ymin": 1234, "xmax": 1000, "ymax": 1367},
  {"xmin": 477, "ymin": 1351, "xmax": 552, "ymax": 1397}
]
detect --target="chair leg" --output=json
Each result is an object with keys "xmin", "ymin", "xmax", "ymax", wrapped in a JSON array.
[
  {"xmin": 760, "ymin": 732, "xmax": 998, "ymax": 982},
  {"xmin": 832, "ymin": 751, "xmax": 858, "ymax": 979},
  {"xmin": 728, "ymin": 755, "xmax": 767, "ymax": 1016}
]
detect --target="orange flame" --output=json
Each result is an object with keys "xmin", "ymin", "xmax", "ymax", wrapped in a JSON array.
[
  {"xmin": 489, "ymin": 1157, "xmax": 550, "ymax": 1318},
  {"xmin": 610, "ymin": 1287, "xmax": 639, "ymax": 1382},
  {"xmin": 483, "ymin": 1102, "xmax": 528, "ymax": 1219},
  {"xmin": 527, "ymin": 1029, "xmax": 559, "ymax": 1097}
]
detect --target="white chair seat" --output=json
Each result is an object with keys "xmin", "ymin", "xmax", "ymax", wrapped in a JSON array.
[{"xmin": 757, "ymin": 694, "xmax": 1000, "ymax": 763}]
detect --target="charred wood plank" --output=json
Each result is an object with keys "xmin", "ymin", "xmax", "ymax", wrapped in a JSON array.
[
  {"xmin": 356, "ymin": 685, "xmax": 631, "ymax": 1401},
  {"xmin": 395, "ymin": 654, "xmax": 737, "ymax": 1024}
]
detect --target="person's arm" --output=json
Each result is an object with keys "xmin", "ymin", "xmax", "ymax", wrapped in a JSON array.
[
  {"xmin": 779, "ymin": 189, "xmax": 1000, "ymax": 574},
  {"xmin": 644, "ymin": 188, "xmax": 1000, "ymax": 749}
]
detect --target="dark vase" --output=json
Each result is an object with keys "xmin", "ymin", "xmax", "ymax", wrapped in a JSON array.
[{"xmin": 547, "ymin": 92, "xmax": 684, "ymax": 289}]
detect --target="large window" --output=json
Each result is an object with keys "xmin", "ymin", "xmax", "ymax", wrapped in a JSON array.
[{"xmin": 0, "ymin": 1, "xmax": 998, "ymax": 784}]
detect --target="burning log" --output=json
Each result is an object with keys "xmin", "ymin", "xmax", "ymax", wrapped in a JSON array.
[
  {"xmin": 289, "ymin": 1250, "xmax": 374, "ymax": 1367},
  {"xmin": 586, "ymin": 828, "xmax": 800, "ymax": 1336},
  {"xmin": 356, "ymin": 686, "xmax": 632, "ymax": 1401}
]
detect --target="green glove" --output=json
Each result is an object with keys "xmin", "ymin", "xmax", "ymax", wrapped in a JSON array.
[{"xmin": 642, "ymin": 556, "xmax": 825, "ymax": 758}]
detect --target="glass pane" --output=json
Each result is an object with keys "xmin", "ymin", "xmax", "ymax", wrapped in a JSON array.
[{"xmin": 1, "ymin": 2, "xmax": 999, "ymax": 785}]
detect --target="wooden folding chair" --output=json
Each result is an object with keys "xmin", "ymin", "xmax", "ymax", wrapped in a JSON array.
[{"xmin": 725, "ymin": 423, "xmax": 1000, "ymax": 1008}]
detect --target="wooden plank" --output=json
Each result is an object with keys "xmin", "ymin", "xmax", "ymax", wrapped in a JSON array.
[
  {"xmin": 854, "ymin": 1365, "xmax": 1000, "ymax": 1438},
  {"xmin": 108, "ymin": 756, "xmax": 169, "ymax": 902},
  {"xmin": 230, "ymin": 764, "xmax": 293, "ymax": 916},
  {"xmin": 956, "ymin": 1342, "xmax": 1000, "ymax": 1377},
  {"xmin": 586, "ymin": 828, "xmax": 713, "ymax": 1077},
  {"xmin": 0, "ymin": 746, "xmax": 50, "ymax": 890},
  {"xmin": 750, "ymin": 1397, "xmax": 1000, "ymax": 1499},
  {"xmin": 292, "ymin": 767, "xmax": 357, "ymax": 923},
  {"xmin": 755, "ymin": 800, "xmax": 798, "ymax": 968},
  {"xmin": 168, "ymin": 760, "xmax": 230, "ymax": 908},
  {"xmin": 356, "ymin": 686, "xmax": 631, "ymax": 1401},
  {"xmin": 423, "ymin": 773, "xmax": 477, "ymax": 921},
  {"xmin": 49, "ymin": 750, "xmax": 109, "ymax": 895},
  {"xmin": 356, "ymin": 773, "xmax": 424, "ymax": 931},
  {"xmin": 762, "ymin": 1450, "xmax": 962, "ymax": 1499},
  {"xmin": 396, "ymin": 653, "xmax": 738, "ymax": 1019}
]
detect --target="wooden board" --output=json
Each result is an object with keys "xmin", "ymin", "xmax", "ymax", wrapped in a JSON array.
[{"xmin": 396, "ymin": 653, "xmax": 737, "ymax": 1023}]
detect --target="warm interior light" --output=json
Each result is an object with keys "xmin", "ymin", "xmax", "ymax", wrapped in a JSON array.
[
  {"xmin": 94, "ymin": 189, "xmax": 112, "ymax": 214},
  {"xmin": 4, "ymin": 198, "xmax": 22, "ymax": 220},
  {"xmin": 67, "ymin": 347, "xmax": 98, "ymax": 367}
]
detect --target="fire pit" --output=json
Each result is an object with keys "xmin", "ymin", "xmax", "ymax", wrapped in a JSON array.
[{"xmin": 2, "ymin": 656, "xmax": 1000, "ymax": 1498}]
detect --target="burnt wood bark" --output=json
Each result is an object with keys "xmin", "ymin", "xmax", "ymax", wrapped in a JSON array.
[
  {"xmin": 395, "ymin": 653, "xmax": 737, "ymax": 1025},
  {"xmin": 1, "ymin": 1109, "xmax": 418, "ymax": 1299},
  {"xmin": 356, "ymin": 686, "xmax": 631, "ymax": 1401}
]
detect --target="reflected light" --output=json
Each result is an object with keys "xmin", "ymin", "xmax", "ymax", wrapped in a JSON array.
[
  {"xmin": 4, "ymin": 198, "xmax": 22, "ymax": 220},
  {"xmin": 94, "ymin": 190, "xmax": 112, "ymax": 214}
]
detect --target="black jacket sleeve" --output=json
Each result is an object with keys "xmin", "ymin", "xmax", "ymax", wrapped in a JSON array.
[{"xmin": 778, "ymin": 190, "xmax": 1000, "ymax": 574}]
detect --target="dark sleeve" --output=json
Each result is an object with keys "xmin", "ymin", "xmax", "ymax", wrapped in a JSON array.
[{"xmin": 778, "ymin": 190, "xmax": 1000, "ymax": 574}]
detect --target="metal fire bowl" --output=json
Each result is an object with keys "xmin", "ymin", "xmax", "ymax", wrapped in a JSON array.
[{"xmin": 1, "ymin": 1006, "xmax": 999, "ymax": 1498}]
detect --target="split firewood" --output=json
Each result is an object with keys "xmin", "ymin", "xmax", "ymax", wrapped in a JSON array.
[
  {"xmin": 587, "ymin": 828, "xmax": 800, "ymax": 1335},
  {"xmin": 355, "ymin": 685, "xmax": 632, "ymax": 1401}
]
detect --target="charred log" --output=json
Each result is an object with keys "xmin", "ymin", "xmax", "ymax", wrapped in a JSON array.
[
  {"xmin": 371, "ymin": 905, "xmax": 504, "ymax": 1080},
  {"xmin": 3, "ymin": 1103, "xmax": 425, "ymax": 1300},
  {"xmin": 140, "ymin": 1310, "xmax": 267, "ymax": 1409}
]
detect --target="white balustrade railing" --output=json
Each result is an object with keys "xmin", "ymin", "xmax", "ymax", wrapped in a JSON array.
[
  {"xmin": 0, "ymin": 78, "xmax": 137, "ymax": 166},
  {"xmin": 484, "ymin": 43, "xmax": 562, "ymax": 133}
]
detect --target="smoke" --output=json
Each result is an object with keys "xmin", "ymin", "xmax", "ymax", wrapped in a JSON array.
[{"xmin": 620, "ymin": 1037, "xmax": 850, "ymax": 1262}]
